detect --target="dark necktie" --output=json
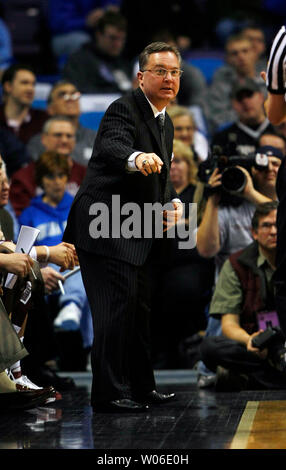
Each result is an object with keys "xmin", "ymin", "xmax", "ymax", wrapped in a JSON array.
[
  {"xmin": 157, "ymin": 114, "xmax": 168, "ymax": 159},
  {"xmin": 156, "ymin": 114, "xmax": 171, "ymax": 204}
]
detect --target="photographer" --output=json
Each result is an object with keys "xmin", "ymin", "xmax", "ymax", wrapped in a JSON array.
[
  {"xmin": 196, "ymin": 145, "xmax": 283, "ymax": 388},
  {"xmin": 200, "ymin": 201, "xmax": 286, "ymax": 391},
  {"xmin": 197, "ymin": 145, "xmax": 283, "ymax": 275},
  {"xmin": 211, "ymin": 78, "xmax": 275, "ymax": 156}
]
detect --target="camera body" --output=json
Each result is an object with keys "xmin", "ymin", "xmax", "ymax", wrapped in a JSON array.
[
  {"xmin": 198, "ymin": 146, "xmax": 269, "ymax": 194},
  {"xmin": 251, "ymin": 327, "xmax": 279, "ymax": 349},
  {"xmin": 251, "ymin": 327, "xmax": 286, "ymax": 372}
]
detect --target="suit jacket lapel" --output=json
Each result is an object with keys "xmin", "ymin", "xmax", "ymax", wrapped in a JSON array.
[
  {"xmin": 133, "ymin": 88, "xmax": 165, "ymax": 160},
  {"xmin": 132, "ymin": 88, "xmax": 172, "ymax": 204}
]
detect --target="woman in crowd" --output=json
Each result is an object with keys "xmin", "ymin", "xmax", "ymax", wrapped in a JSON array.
[
  {"xmin": 167, "ymin": 105, "xmax": 209, "ymax": 165},
  {"xmin": 18, "ymin": 151, "xmax": 93, "ymax": 370},
  {"xmin": 151, "ymin": 140, "xmax": 214, "ymax": 369}
]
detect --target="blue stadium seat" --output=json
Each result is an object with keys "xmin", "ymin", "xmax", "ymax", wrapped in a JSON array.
[
  {"xmin": 186, "ymin": 56, "xmax": 224, "ymax": 84},
  {"xmin": 79, "ymin": 112, "xmax": 105, "ymax": 131},
  {"xmin": 32, "ymin": 99, "xmax": 47, "ymax": 110}
]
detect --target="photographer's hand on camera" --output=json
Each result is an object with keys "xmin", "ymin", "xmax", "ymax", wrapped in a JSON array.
[
  {"xmin": 196, "ymin": 167, "xmax": 222, "ymax": 258},
  {"xmin": 247, "ymin": 330, "xmax": 268, "ymax": 360},
  {"xmin": 206, "ymin": 167, "xmax": 222, "ymax": 205}
]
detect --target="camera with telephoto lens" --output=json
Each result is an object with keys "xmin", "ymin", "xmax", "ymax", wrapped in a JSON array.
[
  {"xmin": 198, "ymin": 145, "xmax": 269, "ymax": 194},
  {"xmin": 252, "ymin": 327, "xmax": 286, "ymax": 372}
]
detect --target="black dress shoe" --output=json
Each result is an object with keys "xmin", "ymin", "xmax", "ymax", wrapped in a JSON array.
[
  {"xmin": 137, "ymin": 390, "xmax": 176, "ymax": 404},
  {"xmin": 93, "ymin": 398, "xmax": 149, "ymax": 413},
  {"xmin": 0, "ymin": 385, "xmax": 56, "ymax": 412}
]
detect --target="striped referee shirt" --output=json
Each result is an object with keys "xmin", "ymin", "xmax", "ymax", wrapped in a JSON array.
[{"xmin": 267, "ymin": 25, "xmax": 286, "ymax": 94}]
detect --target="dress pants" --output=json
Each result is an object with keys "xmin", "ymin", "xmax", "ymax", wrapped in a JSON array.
[
  {"xmin": 200, "ymin": 336, "xmax": 286, "ymax": 390},
  {"xmin": 77, "ymin": 248, "xmax": 156, "ymax": 405},
  {"xmin": 0, "ymin": 298, "xmax": 28, "ymax": 372}
]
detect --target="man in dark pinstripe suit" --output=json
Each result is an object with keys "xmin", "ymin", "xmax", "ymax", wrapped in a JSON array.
[{"xmin": 64, "ymin": 42, "xmax": 183, "ymax": 412}]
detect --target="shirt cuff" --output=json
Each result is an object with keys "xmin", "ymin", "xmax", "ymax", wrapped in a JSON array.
[
  {"xmin": 126, "ymin": 152, "xmax": 143, "ymax": 172},
  {"xmin": 29, "ymin": 247, "xmax": 37, "ymax": 260}
]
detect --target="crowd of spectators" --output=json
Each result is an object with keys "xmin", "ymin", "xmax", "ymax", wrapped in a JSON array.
[{"xmin": 1, "ymin": 1, "xmax": 286, "ymax": 408}]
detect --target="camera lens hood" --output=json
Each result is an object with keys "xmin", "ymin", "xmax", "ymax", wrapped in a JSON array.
[{"xmin": 221, "ymin": 167, "xmax": 246, "ymax": 194}]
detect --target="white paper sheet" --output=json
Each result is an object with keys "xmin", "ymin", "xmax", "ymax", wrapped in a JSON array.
[{"xmin": 5, "ymin": 225, "xmax": 40, "ymax": 289}]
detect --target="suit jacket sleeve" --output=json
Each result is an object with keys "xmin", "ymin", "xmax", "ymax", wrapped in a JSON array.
[{"xmin": 93, "ymin": 99, "xmax": 142, "ymax": 174}]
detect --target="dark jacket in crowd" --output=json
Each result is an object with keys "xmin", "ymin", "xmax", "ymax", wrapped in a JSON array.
[{"xmin": 229, "ymin": 241, "xmax": 275, "ymax": 334}]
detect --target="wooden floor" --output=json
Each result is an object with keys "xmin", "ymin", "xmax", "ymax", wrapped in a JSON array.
[
  {"xmin": 231, "ymin": 400, "xmax": 286, "ymax": 449},
  {"xmin": 1, "ymin": 370, "xmax": 286, "ymax": 457}
]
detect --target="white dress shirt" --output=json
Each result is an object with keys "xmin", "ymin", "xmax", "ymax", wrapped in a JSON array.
[{"xmin": 126, "ymin": 95, "xmax": 167, "ymax": 171}]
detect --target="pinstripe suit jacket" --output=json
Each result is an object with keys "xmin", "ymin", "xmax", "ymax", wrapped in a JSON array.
[{"xmin": 63, "ymin": 87, "xmax": 177, "ymax": 265}]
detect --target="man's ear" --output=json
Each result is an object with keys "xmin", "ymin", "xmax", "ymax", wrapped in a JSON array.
[
  {"xmin": 3, "ymin": 81, "xmax": 12, "ymax": 95},
  {"xmin": 231, "ymin": 98, "xmax": 240, "ymax": 113},
  {"xmin": 137, "ymin": 71, "xmax": 143, "ymax": 88},
  {"xmin": 41, "ymin": 133, "xmax": 47, "ymax": 147},
  {"xmin": 251, "ymin": 227, "xmax": 258, "ymax": 241},
  {"xmin": 47, "ymin": 103, "xmax": 54, "ymax": 115},
  {"xmin": 250, "ymin": 166, "xmax": 256, "ymax": 178}
]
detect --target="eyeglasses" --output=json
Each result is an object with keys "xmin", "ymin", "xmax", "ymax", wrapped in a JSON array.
[
  {"xmin": 141, "ymin": 68, "xmax": 183, "ymax": 78},
  {"xmin": 45, "ymin": 172, "xmax": 67, "ymax": 180},
  {"xmin": 174, "ymin": 125, "xmax": 195, "ymax": 132},
  {"xmin": 258, "ymin": 222, "xmax": 277, "ymax": 231},
  {"xmin": 49, "ymin": 132, "xmax": 75, "ymax": 139},
  {"xmin": 56, "ymin": 91, "xmax": 81, "ymax": 101}
]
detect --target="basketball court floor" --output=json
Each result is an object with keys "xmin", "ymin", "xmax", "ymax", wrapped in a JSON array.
[{"xmin": 1, "ymin": 369, "xmax": 286, "ymax": 455}]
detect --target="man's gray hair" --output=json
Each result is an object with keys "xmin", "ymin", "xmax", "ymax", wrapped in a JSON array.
[
  {"xmin": 139, "ymin": 41, "xmax": 181, "ymax": 71},
  {"xmin": 47, "ymin": 80, "xmax": 78, "ymax": 105},
  {"xmin": 42, "ymin": 115, "xmax": 76, "ymax": 134},
  {"xmin": 252, "ymin": 201, "xmax": 279, "ymax": 230}
]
